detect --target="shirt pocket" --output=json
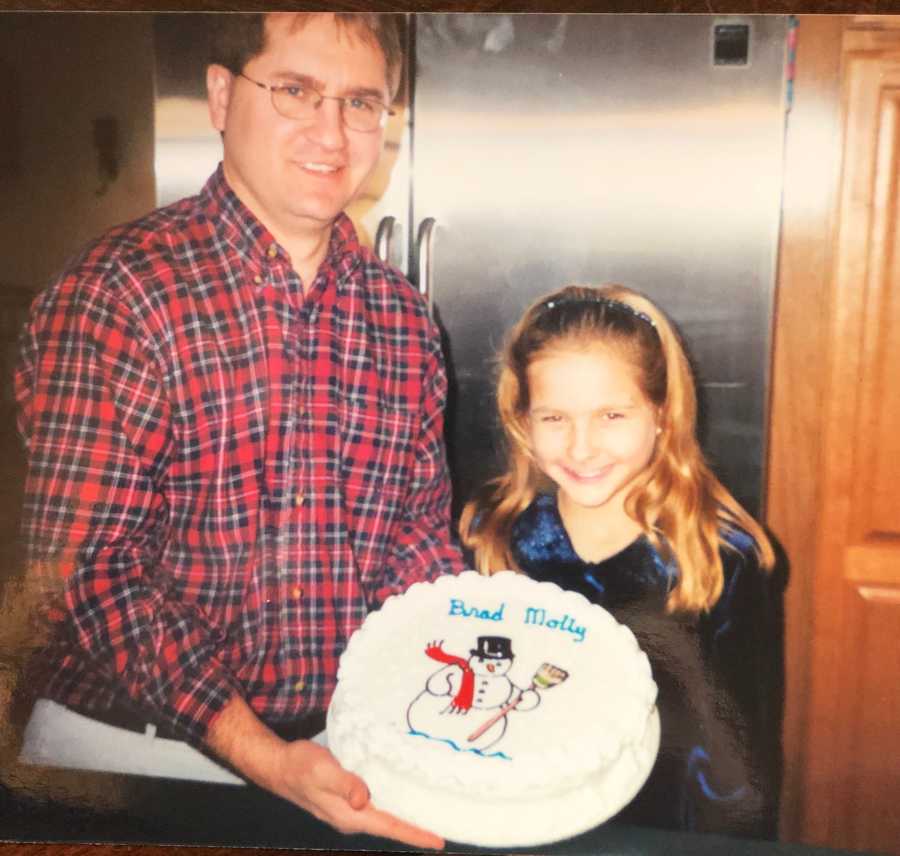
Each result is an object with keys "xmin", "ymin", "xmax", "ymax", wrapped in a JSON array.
[{"xmin": 340, "ymin": 396, "xmax": 417, "ymax": 525}]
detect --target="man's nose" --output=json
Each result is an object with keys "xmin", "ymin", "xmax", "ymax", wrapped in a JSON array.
[{"xmin": 305, "ymin": 97, "xmax": 347, "ymax": 149}]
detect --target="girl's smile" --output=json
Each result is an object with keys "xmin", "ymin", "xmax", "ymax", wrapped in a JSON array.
[{"xmin": 559, "ymin": 462, "xmax": 615, "ymax": 482}]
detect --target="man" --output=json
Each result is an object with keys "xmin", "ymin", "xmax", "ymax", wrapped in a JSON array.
[{"xmin": 15, "ymin": 12, "xmax": 462, "ymax": 848}]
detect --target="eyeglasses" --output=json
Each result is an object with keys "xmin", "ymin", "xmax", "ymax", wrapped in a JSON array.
[{"xmin": 238, "ymin": 72, "xmax": 394, "ymax": 133}]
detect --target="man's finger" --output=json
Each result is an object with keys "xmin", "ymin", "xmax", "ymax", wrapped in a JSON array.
[{"xmin": 355, "ymin": 803, "xmax": 445, "ymax": 850}]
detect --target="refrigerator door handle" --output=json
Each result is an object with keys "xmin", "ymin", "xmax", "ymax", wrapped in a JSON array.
[
  {"xmin": 374, "ymin": 215, "xmax": 397, "ymax": 266},
  {"xmin": 414, "ymin": 217, "xmax": 437, "ymax": 317}
]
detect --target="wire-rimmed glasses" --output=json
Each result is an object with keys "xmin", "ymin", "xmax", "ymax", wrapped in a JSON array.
[{"xmin": 238, "ymin": 72, "xmax": 395, "ymax": 133}]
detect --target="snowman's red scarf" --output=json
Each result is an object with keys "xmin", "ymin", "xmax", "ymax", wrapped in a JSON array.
[{"xmin": 425, "ymin": 643, "xmax": 474, "ymax": 710}]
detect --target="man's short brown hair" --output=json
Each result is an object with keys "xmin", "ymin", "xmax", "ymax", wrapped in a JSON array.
[{"xmin": 208, "ymin": 12, "xmax": 405, "ymax": 101}]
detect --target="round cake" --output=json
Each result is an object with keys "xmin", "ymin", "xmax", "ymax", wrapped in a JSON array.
[{"xmin": 326, "ymin": 570, "xmax": 660, "ymax": 847}]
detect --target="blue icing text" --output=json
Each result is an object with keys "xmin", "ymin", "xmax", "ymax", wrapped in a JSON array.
[
  {"xmin": 524, "ymin": 606, "xmax": 587, "ymax": 643},
  {"xmin": 448, "ymin": 598, "xmax": 505, "ymax": 621},
  {"xmin": 446, "ymin": 598, "xmax": 587, "ymax": 642}
]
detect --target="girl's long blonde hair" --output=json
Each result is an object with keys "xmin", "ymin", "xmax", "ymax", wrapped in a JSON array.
[{"xmin": 459, "ymin": 284, "xmax": 774, "ymax": 613}]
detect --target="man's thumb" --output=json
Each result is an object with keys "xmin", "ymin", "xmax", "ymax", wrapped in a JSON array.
[{"xmin": 344, "ymin": 773, "xmax": 370, "ymax": 811}]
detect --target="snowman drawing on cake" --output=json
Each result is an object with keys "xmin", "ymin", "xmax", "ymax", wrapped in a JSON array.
[{"xmin": 406, "ymin": 635, "xmax": 567, "ymax": 754}]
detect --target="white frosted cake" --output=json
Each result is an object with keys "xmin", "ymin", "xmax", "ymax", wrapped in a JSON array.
[{"xmin": 327, "ymin": 571, "xmax": 660, "ymax": 847}]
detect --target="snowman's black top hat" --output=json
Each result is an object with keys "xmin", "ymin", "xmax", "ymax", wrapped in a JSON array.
[{"xmin": 471, "ymin": 636, "xmax": 514, "ymax": 660}]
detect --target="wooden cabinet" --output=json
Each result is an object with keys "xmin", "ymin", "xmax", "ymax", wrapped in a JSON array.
[{"xmin": 770, "ymin": 19, "xmax": 900, "ymax": 855}]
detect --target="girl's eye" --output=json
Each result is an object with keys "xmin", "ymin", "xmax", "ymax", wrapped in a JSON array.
[
  {"xmin": 540, "ymin": 414, "xmax": 563, "ymax": 423},
  {"xmin": 603, "ymin": 411, "xmax": 625, "ymax": 421}
]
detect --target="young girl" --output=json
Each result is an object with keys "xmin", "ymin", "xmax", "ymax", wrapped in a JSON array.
[{"xmin": 460, "ymin": 284, "xmax": 781, "ymax": 838}]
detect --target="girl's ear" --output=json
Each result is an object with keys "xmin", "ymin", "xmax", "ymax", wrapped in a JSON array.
[{"xmin": 207, "ymin": 64, "xmax": 235, "ymax": 133}]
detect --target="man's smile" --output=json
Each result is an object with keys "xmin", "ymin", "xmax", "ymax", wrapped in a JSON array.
[{"xmin": 299, "ymin": 161, "xmax": 342, "ymax": 174}]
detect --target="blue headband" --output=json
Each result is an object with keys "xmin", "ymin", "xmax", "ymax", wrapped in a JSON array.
[{"xmin": 539, "ymin": 294, "xmax": 656, "ymax": 329}]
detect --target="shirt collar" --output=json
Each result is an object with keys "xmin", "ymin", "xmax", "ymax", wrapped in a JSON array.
[
  {"xmin": 513, "ymin": 493, "xmax": 654, "ymax": 571},
  {"xmin": 512, "ymin": 493, "xmax": 582, "ymax": 567},
  {"xmin": 200, "ymin": 163, "xmax": 363, "ymax": 289},
  {"xmin": 323, "ymin": 211, "xmax": 363, "ymax": 294},
  {"xmin": 201, "ymin": 164, "xmax": 270, "ymax": 266}
]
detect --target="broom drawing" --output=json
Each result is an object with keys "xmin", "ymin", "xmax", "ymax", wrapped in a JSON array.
[{"xmin": 466, "ymin": 662, "xmax": 569, "ymax": 743}]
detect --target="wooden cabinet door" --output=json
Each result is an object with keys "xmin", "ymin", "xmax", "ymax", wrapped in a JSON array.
[{"xmin": 801, "ymin": 29, "xmax": 900, "ymax": 854}]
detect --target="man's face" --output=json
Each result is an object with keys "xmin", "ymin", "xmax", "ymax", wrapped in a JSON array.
[{"xmin": 207, "ymin": 13, "xmax": 390, "ymax": 240}]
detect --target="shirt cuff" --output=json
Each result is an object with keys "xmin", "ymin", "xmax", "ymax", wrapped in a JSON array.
[{"xmin": 163, "ymin": 657, "xmax": 242, "ymax": 746}]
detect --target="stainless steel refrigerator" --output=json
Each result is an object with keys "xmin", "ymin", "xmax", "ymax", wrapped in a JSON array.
[{"xmin": 153, "ymin": 13, "xmax": 788, "ymax": 520}]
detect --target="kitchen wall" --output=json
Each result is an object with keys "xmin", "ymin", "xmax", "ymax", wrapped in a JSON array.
[
  {"xmin": 0, "ymin": 13, "xmax": 156, "ymax": 293},
  {"xmin": 0, "ymin": 12, "xmax": 156, "ymax": 570},
  {"xmin": 0, "ymin": 18, "xmax": 155, "ymax": 806}
]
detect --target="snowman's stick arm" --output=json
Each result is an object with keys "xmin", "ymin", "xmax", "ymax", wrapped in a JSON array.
[{"xmin": 465, "ymin": 689, "xmax": 525, "ymax": 743}]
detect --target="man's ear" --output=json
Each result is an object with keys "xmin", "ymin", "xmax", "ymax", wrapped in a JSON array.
[{"xmin": 207, "ymin": 64, "xmax": 234, "ymax": 133}]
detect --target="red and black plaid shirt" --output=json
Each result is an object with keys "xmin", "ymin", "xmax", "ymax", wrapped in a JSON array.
[{"xmin": 16, "ymin": 165, "xmax": 464, "ymax": 744}]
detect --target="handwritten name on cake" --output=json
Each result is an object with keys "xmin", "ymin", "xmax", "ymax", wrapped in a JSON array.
[{"xmin": 447, "ymin": 598, "xmax": 586, "ymax": 643}]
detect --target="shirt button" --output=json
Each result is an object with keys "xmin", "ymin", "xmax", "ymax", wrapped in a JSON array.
[
  {"xmin": 294, "ymin": 680, "xmax": 305, "ymax": 692},
  {"xmin": 292, "ymin": 586, "xmax": 303, "ymax": 599},
  {"xmin": 253, "ymin": 274, "xmax": 263, "ymax": 285},
  {"xmin": 267, "ymin": 244, "xmax": 278, "ymax": 259},
  {"xmin": 293, "ymin": 492, "xmax": 305, "ymax": 507}
]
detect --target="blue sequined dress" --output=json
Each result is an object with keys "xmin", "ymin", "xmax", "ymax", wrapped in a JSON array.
[{"xmin": 509, "ymin": 493, "xmax": 781, "ymax": 838}]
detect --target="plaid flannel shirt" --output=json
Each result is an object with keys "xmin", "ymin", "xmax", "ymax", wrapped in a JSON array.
[{"xmin": 16, "ymin": 165, "xmax": 464, "ymax": 744}]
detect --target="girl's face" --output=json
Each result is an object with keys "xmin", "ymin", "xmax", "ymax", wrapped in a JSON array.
[{"xmin": 525, "ymin": 345, "xmax": 659, "ymax": 521}]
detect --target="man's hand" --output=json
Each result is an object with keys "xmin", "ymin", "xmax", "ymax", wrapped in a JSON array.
[
  {"xmin": 269, "ymin": 738, "xmax": 444, "ymax": 848},
  {"xmin": 206, "ymin": 694, "xmax": 444, "ymax": 850}
]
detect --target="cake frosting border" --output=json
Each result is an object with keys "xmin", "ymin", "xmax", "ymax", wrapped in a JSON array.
[
  {"xmin": 336, "ymin": 707, "xmax": 661, "ymax": 847},
  {"xmin": 328, "ymin": 570, "xmax": 659, "ymax": 803}
]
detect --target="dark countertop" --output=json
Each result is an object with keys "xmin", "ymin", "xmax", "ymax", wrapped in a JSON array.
[{"xmin": 0, "ymin": 766, "xmax": 875, "ymax": 856}]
